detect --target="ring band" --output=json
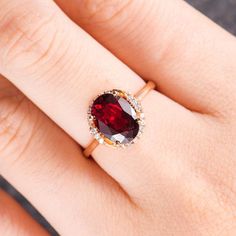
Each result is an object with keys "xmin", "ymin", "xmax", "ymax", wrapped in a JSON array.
[{"xmin": 83, "ymin": 80, "xmax": 156, "ymax": 158}]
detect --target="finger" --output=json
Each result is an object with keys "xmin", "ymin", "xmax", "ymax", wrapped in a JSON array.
[
  {"xmin": 0, "ymin": 75, "xmax": 133, "ymax": 235},
  {"xmin": 0, "ymin": 189, "xmax": 49, "ymax": 236},
  {"xmin": 56, "ymin": 0, "xmax": 236, "ymax": 115},
  {"xmin": 0, "ymin": 1, "xmax": 189, "ymax": 173},
  {"xmin": 0, "ymin": 0, "xmax": 145, "ymax": 146}
]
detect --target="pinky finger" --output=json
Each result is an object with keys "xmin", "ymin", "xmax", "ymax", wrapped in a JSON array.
[{"xmin": 0, "ymin": 189, "xmax": 49, "ymax": 236}]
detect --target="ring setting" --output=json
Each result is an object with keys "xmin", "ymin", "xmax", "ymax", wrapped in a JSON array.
[
  {"xmin": 87, "ymin": 89, "xmax": 145, "ymax": 148},
  {"xmin": 83, "ymin": 81, "xmax": 156, "ymax": 157}
]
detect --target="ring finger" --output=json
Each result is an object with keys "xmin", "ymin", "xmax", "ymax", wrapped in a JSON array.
[{"xmin": 0, "ymin": 0, "xmax": 192, "ymax": 192}]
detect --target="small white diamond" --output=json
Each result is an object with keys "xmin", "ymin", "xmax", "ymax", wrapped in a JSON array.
[
  {"xmin": 139, "ymin": 124, "xmax": 145, "ymax": 131},
  {"xmin": 87, "ymin": 107, "xmax": 92, "ymax": 114},
  {"xmin": 140, "ymin": 113, "xmax": 145, "ymax": 119},
  {"xmin": 90, "ymin": 127, "xmax": 97, "ymax": 135},
  {"xmin": 98, "ymin": 138, "xmax": 104, "ymax": 144},
  {"xmin": 88, "ymin": 115, "xmax": 94, "ymax": 121},
  {"xmin": 137, "ymin": 118, "xmax": 145, "ymax": 126},
  {"xmin": 136, "ymin": 105, "xmax": 142, "ymax": 112},
  {"xmin": 112, "ymin": 90, "xmax": 118, "ymax": 95},
  {"xmin": 127, "ymin": 95, "xmax": 133, "ymax": 101}
]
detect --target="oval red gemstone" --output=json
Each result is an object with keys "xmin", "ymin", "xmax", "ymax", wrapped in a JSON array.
[{"xmin": 91, "ymin": 93, "xmax": 139, "ymax": 144}]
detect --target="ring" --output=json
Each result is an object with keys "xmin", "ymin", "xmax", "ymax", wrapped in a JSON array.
[{"xmin": 83, "ymin": 81, "xmax": 156, "ymax": 158}]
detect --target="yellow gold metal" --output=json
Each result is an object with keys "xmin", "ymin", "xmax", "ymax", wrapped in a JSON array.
[
  {"xmin": 83, "ymin": 139, "xmax": 99, "ymax": 158},
  {"xmin": 135, "ymin": 81, "xmax": 156, "ymax": 100}
]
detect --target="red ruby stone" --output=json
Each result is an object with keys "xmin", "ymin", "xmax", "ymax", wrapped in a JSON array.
[{"xmin": 91, "ymin": 93, "xmax": 139, "ymax": 144}]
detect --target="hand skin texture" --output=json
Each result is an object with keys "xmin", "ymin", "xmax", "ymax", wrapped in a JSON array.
[{"xmin": 0, "ymin": 0, "xmax": 236, "ymax": 235}]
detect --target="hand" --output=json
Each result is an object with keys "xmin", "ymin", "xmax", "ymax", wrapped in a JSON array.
[{"xmin": 0, "ymin": 0, "xmax": 236, "ymax": 235}]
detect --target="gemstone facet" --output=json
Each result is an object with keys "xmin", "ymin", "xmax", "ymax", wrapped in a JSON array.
[{"xmin": 87, "ymin": 90, "xmax": 144, "ymax": 147}]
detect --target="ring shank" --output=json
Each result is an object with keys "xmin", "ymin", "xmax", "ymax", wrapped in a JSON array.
[
  {"xmin": 83, "ymin": 139, "xmax": 99, "ymax": 158},
  {"xmin": 135, "ymin": 80, "xmax": 156, "ymax": 100},
  {"xmin": 83, "ymin": 80, "xmax": 156, "ymax": 158}
]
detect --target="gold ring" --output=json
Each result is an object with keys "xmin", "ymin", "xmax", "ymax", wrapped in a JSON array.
[{"xmin": 83, "ymin": 81, "xmax": 156, "ymax": 158}]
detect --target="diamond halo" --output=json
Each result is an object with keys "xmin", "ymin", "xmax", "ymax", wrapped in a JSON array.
[{"xmin": 87, "ymin": 89, "xmax": 145, "ymax": 148}]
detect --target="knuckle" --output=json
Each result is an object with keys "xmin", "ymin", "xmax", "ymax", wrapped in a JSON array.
[
  {"xmin": 0, "ymin": 1, "xmax": 57, "ymax": 71},
  {"xmin": 0, "ymin": 88, "xmax": 38, "ymax": 165},
  {"xmin": 80, "ymin": 0, "xmax": 133, "ymax": 24}
]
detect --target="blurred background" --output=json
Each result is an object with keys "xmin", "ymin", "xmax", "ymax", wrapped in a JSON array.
[{"xmin": 0, "ymin": 0, "xmax": 236, "ymax": 235}]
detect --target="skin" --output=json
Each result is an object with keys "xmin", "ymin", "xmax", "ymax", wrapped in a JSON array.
[
  {"xmin": 0, "ymin": 0, "xmax": 236, "ymax": 235},
  {"xmin": 0, "ymin": 189, "xmax": 48, "ymax": 235}
]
